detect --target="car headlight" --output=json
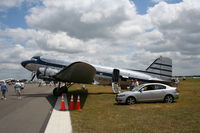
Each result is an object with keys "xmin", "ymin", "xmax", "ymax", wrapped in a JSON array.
[{"xmin": 117, "ymin": 94, "xmax": 126, "ymax": 97}]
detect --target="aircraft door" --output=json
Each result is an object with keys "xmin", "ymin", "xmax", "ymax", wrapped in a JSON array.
[
  {"xmin": 112, "ymin": 69, "xmax": 120, "ymax": 82},
  {"xmin": 112, "ymin": 69, "xmax": 120, "ymax": 93}
]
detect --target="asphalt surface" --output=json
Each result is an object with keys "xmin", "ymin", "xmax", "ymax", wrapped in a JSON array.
[{"xmin": 0, "ymin": 83, "xmax": 57, "ymax": 133}]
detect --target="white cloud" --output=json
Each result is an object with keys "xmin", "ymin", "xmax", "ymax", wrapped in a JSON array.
[
  {"xmin": 35, "ymin": 31, "xmax": 87, "ymax": 53},
  {"xmin": 0, "ymin": 0, "xmax": 24, "ymax": 8},
  {"xmin": 0, "ymin": 44, "xmax": 30, "ymax": 64},
  {"xmin": 150, "ymin": 0, "xmax": 179, "ymax": 3},
  {"xmin": 146, "ymin": 0, "xmax": 200, "ymax": 56},
  {"xmin": 80, "ymin": 12, "xmax": 103, "ymax": 23},
  {"xmin": 26, "ymin": 0, "xmax": 136, "ymax": 39},
  {"xmin": 0, "ymin": 28, "xmax": 90, "ymax": 54},
  {"xmin": 151, "ymin": 0, "xmax": 166, "ymax": 3},
  {"xmin": 0, "ymin": 28, "xmax": 37, "ymax": 43}
]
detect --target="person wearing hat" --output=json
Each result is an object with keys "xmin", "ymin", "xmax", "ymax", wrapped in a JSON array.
[{"xmin": 1, "ymin": 81, "xmax": 8, "ymax": 100}]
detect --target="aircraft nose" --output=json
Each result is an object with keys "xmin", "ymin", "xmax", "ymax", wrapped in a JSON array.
[{"xmin": 21, "ymin": 61, "xmax": 28, "ymax": 68}]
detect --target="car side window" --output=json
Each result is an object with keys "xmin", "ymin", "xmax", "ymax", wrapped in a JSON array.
[
  {"xmin": 154, "ymin": 85, "xmax": 166, "ymax": 90},
  {"xmin": 142, "ymin": 85, "xmax": 155, "ymax": 91}
]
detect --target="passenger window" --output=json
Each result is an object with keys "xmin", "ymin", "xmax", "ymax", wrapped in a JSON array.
[
  {"xmin": 154, "ymin": 85, "xmax": 166, "ymax": 90},
  {"xmin": 142, "ymin": 85, "xmax": 155, "ymax": 91},
  {"xmin": 142, "ymin": 87, "xmax": 148, "ymax": 91}
]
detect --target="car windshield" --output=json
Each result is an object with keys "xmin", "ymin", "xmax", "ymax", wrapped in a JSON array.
[{"xmin": 132, "ymin": 84, "xmax": 144, "ymax": 91}]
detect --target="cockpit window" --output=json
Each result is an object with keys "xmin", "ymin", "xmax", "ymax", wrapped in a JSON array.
[
  {"xmin": 31, "ymin": 56, "xmax": 40, "ymax": 61},
  {"xmin": 31, "ymin": 58, "xmax": 37, "ymax": 61}
]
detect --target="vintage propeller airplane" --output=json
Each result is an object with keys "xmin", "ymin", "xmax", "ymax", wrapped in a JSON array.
[{"xmin": 21, "ymin": 56, "xmax": 172, "ymax": 96}]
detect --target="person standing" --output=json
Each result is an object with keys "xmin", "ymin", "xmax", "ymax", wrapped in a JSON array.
[
  {"xmin": 20, "ymin": 82, "xmax": 25, "ymax": 91},
  {"xmin": 128, "ymin": 80, "xmax": 135, "ymax": 90},
  {"xmin": 14, "ymin": 80, "xmax": 22, "ymax": 99},
  {"xmin": 1, "ymin": 81, "xmax": 8, "ymax": 100},
  {"xmin": 135, "ymin": 80, "xmax": 139, "ymax": 87}
]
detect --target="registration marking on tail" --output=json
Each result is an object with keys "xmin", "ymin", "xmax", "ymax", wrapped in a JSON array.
[{"xmin": 45, "ymin": 94, "xmax": 72, "ymax": 133}]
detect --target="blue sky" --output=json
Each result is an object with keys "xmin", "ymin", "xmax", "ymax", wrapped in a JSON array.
[
  {"xmin": 133, "ymin": 0, "xmax": 183, "ymax": 14},
  {"xmin": 0, "ymin": 0, "xmax": 199, "ymax": 80},
  {"xmin": 132, "ymin": 0, "xmax": 156, "ymax": 14},
  {"xmin": 1, "ymin": 7, "xmax": 27, "ymax": 28},
  {"xmin": 0, "ymin": 1, "xmax": 43, "ymax": 29}
]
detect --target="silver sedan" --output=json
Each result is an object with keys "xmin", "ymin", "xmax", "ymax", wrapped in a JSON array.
[{"xmin": 116, "ymin": 83, "xmax": 179, "ymax": 105}]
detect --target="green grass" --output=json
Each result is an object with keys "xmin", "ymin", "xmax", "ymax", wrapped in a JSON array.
[{"xmin": 69, "ymin": 79, "xmax": 200, "ymax": 133}]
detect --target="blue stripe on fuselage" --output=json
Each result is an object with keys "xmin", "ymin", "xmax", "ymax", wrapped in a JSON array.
[{"xmin": 37, "ymin": 57, "xmax": 66, "ymax": 68}]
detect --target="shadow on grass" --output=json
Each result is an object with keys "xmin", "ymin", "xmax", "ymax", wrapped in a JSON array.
[
  {"xmin": 67, "ymin": 89, "xmax": 88, "ymax": 109},
  {"xmin": 88, "ymin": 92, "xmax": 114, "ymax": 95},
  {"xmin": 115, "ymin": 101, "xmax": 178, "ymax": 106}
]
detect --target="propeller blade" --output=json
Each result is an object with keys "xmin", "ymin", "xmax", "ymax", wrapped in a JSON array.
[
  {"xmin": 30, "ymin": 74, "xmax": 36, "ymax": 81},
  {"xmin": 31, "ymin": 72, "xmax": 34, "ymax": 76}
]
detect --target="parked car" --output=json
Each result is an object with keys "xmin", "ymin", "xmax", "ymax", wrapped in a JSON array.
[{"xmin": 116, "ymin": 83, "xmax": 179, "ymax": 105}]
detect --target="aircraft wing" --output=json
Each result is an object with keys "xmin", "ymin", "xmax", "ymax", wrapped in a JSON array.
[{"xmin": 54, "ymin": 62, "xmax": 96, "ymax": 84}]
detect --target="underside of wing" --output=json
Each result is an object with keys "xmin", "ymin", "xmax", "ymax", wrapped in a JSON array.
[{"xmin": 54, "ymin": 62, "xmax": 96, "ymax": 84}]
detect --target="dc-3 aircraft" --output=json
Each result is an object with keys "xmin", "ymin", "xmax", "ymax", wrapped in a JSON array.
[{"xmin": 21, "ymin": 56, "xmax": 172, "ymax": 96}]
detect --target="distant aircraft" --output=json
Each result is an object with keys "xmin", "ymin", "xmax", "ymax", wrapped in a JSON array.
[{"xmin": 21, "ymin": 56, "xmax": 172, "ymax": 96}]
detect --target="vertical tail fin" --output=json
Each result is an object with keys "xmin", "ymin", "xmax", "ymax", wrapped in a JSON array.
[{"xmin": 146, "ymin": 56, "xmax": 172, "ymax": 80}]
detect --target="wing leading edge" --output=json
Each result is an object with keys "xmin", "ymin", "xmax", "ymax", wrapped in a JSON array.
[{"xmin": 54, "ymin": 62, "xmax": 96, "ymax": 84}]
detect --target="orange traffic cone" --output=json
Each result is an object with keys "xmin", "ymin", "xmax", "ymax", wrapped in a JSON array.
[
  {"xmin": 60, "ymin": 94, "xmax": 67, "ymax": 111},
  {"xmin": 76, "ymin": 95, "xmax": 81, "ymax": 110},
  {"xmin": 69, "ymin": 95, "xmax": 74, "ymax": 110}
]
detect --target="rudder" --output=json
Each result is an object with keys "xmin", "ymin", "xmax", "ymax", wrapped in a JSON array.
[{"xmin": 146, "ymin": 56, "xmax": 172, "ymax": 81}]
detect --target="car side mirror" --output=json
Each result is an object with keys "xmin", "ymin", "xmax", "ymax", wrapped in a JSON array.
[{"xmin": 139, "ymin": 89, "xmax": 142, "ymax": 93}]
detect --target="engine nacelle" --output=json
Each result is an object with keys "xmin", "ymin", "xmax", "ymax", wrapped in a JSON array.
[{"xmin": 36, "ymin": 67, "xmax": 60, "ymax": 80}]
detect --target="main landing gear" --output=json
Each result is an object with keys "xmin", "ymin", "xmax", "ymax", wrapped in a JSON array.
[{"xmin": 53, "ymin": 82, "xmax": 72, "ymax": 96}]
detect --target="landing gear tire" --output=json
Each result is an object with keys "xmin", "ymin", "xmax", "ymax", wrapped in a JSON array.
[
  {"xmin": 60, "ymin": 86, "xmax": 68, "ymax": 93},
  {"xmin": 53, "ymin": 87, "xmax": 60, "ymax": 97},
  {"xmin": 53, "ymin": 86, "xmax": 68, "ymax": 97}
]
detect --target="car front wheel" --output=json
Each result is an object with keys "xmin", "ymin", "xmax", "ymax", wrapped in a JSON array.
[
  {"xmin": 126, "ymin": 97, "xmax": 136, "ymax": 105},
  {"xmin": 164, "ymin": 95, "xmax": 174, "ymax": 103}
]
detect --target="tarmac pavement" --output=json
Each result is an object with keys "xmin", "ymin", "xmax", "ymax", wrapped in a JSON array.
[{"xmin": 0, "ymin": 83, "xmax": 57, "ymax": 133}]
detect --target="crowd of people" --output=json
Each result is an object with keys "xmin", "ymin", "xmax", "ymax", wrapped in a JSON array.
[
  {"xmin": 127, "ymin": 79, "xmax": 140, "ymax": 90},
  {"xmin": 1, "ymin": 80, "xmax": 25, "ymax": 100}
]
